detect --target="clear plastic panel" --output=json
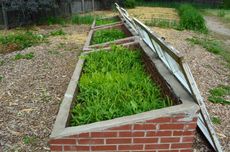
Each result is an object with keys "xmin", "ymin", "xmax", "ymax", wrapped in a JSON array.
[{"xmin": 141, "ymin": 29, "xmax": 155, "ymax": 52}]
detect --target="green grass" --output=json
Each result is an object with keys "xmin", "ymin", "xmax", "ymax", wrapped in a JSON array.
[
  {"xmin": 0, "ymin": 75, "xmax": 3, "ymax": 81},
  {"xmin": 208, "ymin": 85, "xmax": 230, "ymax": 105},
  {"xmin": 40, "ymin": 16, "xmax": 66, "ymax": 25},
  {"xmin": 203, "ymin": 9, "xmax": 230, "ymax": 24},
  {"xmin": 14, "ymin": 52, "xmax": 35, "ymax": 60},
  {"xmin": 50, "ymin": 29, "xmax": 66, "ymax": 36},
  {"xmin": 211, "ymin": 116, "xmax": 221, "ymax": 124},
  {"xmin": 22, "ymin": 136, "xmax": 36, "ymax": 145},
  {"xmin": 71, "ymin": 15, "xmax": 95, "ymax": 25},
  {"xmin": 0, "ymin": 31, "xmax": 46, "ymax": 54},
  {"xmin": 91, "ymin": 29, "xmax": 126, "ymax": 45},
  {"xmin": 70, "ymin": 46, "xmax": 172, "ymax": 126},
  {"xmin": 96, "ymin": 18, "xmax": 119, "ymax": 26},
  {"xmin": 178, "ymin": 4, "xmax": 207, "ymax": 32},
  {"xmin": 187, "ymin": 37, "xmax": 230, "ymax": 67},
  {"xmin": 145, "ymin": 18, "xmax": 180, "ymax": 29}
]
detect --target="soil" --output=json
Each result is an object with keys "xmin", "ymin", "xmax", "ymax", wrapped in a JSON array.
[
  {"xmin": 150, "ymin": 27, "xmax": 230, "ymax": 152},
  {"xmin": 0, "ymin": 24, "xmax": 90, "ymax": 151},
  {"xmin": 205, "ymin": 16, "xmax": 230, "ymax": 38}
]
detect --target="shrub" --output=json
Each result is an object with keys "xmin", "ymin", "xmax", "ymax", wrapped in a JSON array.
[
  {"xmin": 91, "ymin": 29, "xmax": 126, "ymax": 45},
  {"xmin": 70, "ymin": 46, "xmax": 172, "ymax": 126},
  {"xmin": 40, "ymin": 17, "xmax": 66, "ymax": 25},
  {"xmin": 71, "ymin": 15, "xmax": 94, "ymax": 25},
  {"xmin": 223, "ymin": 0, "xmax": 230, "ymax": 9},
  {"xmin": 178, "ymin": 4, "xmax": 207, "ymax": 32},
  {"xmin": 124, "ymin": 0, "xmax": 136, "ymax": 9}
]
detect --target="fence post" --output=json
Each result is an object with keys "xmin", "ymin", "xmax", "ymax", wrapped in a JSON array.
[
  {"xmin": 92, "ymin": 0, "xmax": 95, "ymax": 11},
  {"xmin": 82, "ymin": 0, "xmax": 85, "ymax": 13},
  {"xmin": 1, "ymin": 3, "xmax": 8, "ymax": 29}
]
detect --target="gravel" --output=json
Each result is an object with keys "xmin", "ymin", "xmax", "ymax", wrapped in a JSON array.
[{"xmin": 0, "ymin": 24, "xmax": 90, "ymax": 151}]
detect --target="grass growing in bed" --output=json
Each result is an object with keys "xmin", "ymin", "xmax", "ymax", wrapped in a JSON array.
[
  {"xmin": 70, "ymin": 46, "xmax": 172, "ymax": 126},
  {"xmin": 95, "ymin": 18, "xmax": 119, "ymax": 26},
  {"xmin": 91, "ymin": 29, "xmax": 126, "ymax": 45}
]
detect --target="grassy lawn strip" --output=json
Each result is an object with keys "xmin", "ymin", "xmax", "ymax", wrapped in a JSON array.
[
  {"xmin": 70, "ymin": 46, "xmax": 172, "ymax": 126},
  {"xmin": 91, "ymin": 29, "xmax": 126, "ymax": 45},
  {"xmin": 0, "ymin": 31, "xmax": 46, "ymax": 54},
  {"xmin": 187, "ymin": 37, "xmax": 230, "ymax": 67},
  {"xmin": 96, "ymin": 18, "xmax": 119, "ymax": 26},
  {"xmin": 208, "ymin": 85, "xmax": 230, "ymax": 105},
  {"xmin": 145, "ymin": 18, "xmax": 180, "ymax": 29}
]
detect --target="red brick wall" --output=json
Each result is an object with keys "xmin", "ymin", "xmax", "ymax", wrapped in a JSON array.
[{"xmin": 49, "ymin": 113, "xmax": 198, "ymax": 152}]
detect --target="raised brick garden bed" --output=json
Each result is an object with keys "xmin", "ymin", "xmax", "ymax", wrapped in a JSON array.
[{"xmin": 49, "ymin": 41, "xmax": 200, "ymax": 152}]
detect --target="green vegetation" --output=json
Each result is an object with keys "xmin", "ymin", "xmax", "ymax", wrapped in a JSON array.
[
  {"xmin": 0, "ymin": 75, "xmax": 3, "ymax": 81},
  {"xmin": 0, "ymin": 60, "xmax": 4, "ymax": 66},
  {"xmin": 124, "ymin": 0, "xmax": 136, "ymax": 8},
  {"xmin": 0, "ymin": 31, "xmax": 46, "ymax": 54},
  {"xmin": 96, "ymin": 18, "xmax": 119, "ymax": 26},
  {"xmin": 178, "ymin": 4, "xmax": 207, "ymax": 32},
  {"xmin": 14, "ymin": 52, "xmax": 35, "ymax": 60},
  {"xmin": 50, "ymin": 29, "xmax": 66, "ymax": 36},
  {"xmin": 211, "ymin": 116, "xmax": 221, "ymax": 124},
  {"xmin": 203, "ymin": 9, "xmax": 230, "ymax": 24},
  {"xmin": 23, "ymin": 136, "xmax": 36, "ymax": 145},
  {"xmin": 70, "ymin": 46, "xmax": 172, "ymax": 126},
  {"xmin": 187, "ymin": 37, "xmax": 230, "ymax": 67},
  {"xmin": 223, "ymin": 0, "xmax": 230, "ymax": 9},
  {"xmin": 145, "ymin": 18, "xmax": 180, "ymax": 29},
  {"xmin": 40, "ymin": 16, "xmax": 66, "ymax": 25},
  {"xmin": 217, "ymin": 10, "xmax": 226, "ymax": 17},
  {"xmin": 71, "ymin": 15, "xmax": 94, "ymax": 25},
  {"xmin": 91, "ymin": 29, "xmax": 126, "ymax": 45},
  {"xmin": 208, "ymin": 85, "xmax": 230, "ymax": 105}
]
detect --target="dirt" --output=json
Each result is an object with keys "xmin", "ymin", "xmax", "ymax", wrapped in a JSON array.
[
  {"xmin": 205, "ymin": 16, "xmax": 230, "ymax": 38},
  {"xmin": 150, "ymin": 27, "xmax": 230, "ymax": 151},
  {"xmin": 0, "ymin": 24, "xmax": 90, "ymax": 151}
]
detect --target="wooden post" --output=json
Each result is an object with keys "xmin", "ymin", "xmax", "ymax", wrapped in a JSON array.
[
  {"xmin": 1, "ymin": 3, "xmax": 8, "ymax": 29},
  {"xmin": 82, "ymin": 0, "xmax": 85, "ymax": 13},
  {"xmin": 92, "ymin": 0, "xmax": 95, "ymax": 12}
]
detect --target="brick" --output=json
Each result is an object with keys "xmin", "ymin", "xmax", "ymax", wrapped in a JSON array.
[
  {"xmin": 147, "ymin": 117, "xmax": 171, "ymax": 123},
  {"xmin": 160, "ymin": 124, "xmax": 184, "ymax": 130},
  {"xmin": 78, "ymin": 139, "xmax": 104, "ymax": 144},
  {"xmin": 184, "ymin": 123, "xmax": 197, "ymax": 130},
  {"xmin": 171, "ymin": 143, "xmax": 193, "ymax": 149},
  {"xmin": 50, "ymin": 146, "xmax": 62, "ymax": 151},
  {"xmin": 159, "ymin": 150, "xmax": 179, "ymax": 152},
  {"xmin": 160, "ymin": 137, "xmax": 180, "ymax": 143},
  {"xmin": 145, "ymin": 144, "xmax": 170, "ymax": 149},
  {"xmin": 79, "ymin": 133, "xmax": 90, "ymax": 138},
  {"xmin": 118, "ymin": 145, "xmax": 143, "ymax": 150},
  {"xmin": 106, "ymin": 138, "xmax": 131, "ymax": 144},
  {"xmin": 91, "ymin": 132, "xmax": 117, "ymax": 137},
  {"xmin": 192, "ymin": 117, "xmax": 198, "ymax": 122},
  {"xmin": 134, "ymin": 124, "xmax": 156, "ymax": 130},
  {"xmin": 182, "ymin": 137, "xmax": 194, "ymax": 143},
  {"xmin": 49, "ymin": 139, "xmax": 76, "ymax": 145},
  {"xmin": 180, "ymin": 149, "xmax": 192, "ymax": 152},
  {"xmin": 64, "ymin": 146, "xmax": 90, "ymax": 151},
  {"xmin": 91, "ymin": 145, "xmax": 116, "ymax": 151},
  {"xmin": 147, "ymin": 131, "xmax": 172, "ymax": 137},
  {"xmin": 173, "ymin": 131, "xmax": 195, "ymax": 136},
  {"xmin": 109, "ymin": 124, "xmax": 132, "ymax": 130},
  {"xmin": 134, "ymin": 138, "xmax": 158, "ymax": 143},
  {"xmin": 119, "ymin": 131, "xmax": 144, "ymax": 137}
]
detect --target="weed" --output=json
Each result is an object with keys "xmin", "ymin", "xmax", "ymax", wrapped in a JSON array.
[
  {"xmin": 22, "ymin": 135, "xmax": 36, "ymax": 145},
  {"xmin": 70, "ymin": 45, "xmax": 172, "ymax": 126},
  {"xmin": 48, "ymin": 50, "xmax": 60, "ymax": 55},
  {"xmin": 0, "ymin": 75, "xmax": 3, "ymax": 81},
  {"xmin": 208, "ymin": 85, "xmax": 230, "ymax": 105},
  {"xmin": 0, "ymin": 60, "xmax": 4, "ymax": 66},
  {"xmin": 96, "ymin": 18, "xmax": 119, "ymax": 26},
  {"xmin": 71, "ymin": 15, "xmax": 94, "ymax": 25},
  {"xmin": 124, "ymin": 0, "xmax": 136, "ymax": 8},
  {"xmin": 91, "ymin": 29, "xmax": 126, "ymax": 45},
  {"xmin": 50, "ymin": 29, "xmax": 66, "ymax": 36},
  {"xmin": 145, "ymin": 18, "xmax": 180, "ymax": 29},
  {"xmin": 41, "ymin": 16, "xmax": 66, "ymax": 25},
  {"xmin": 178, "ymin": 4, "xmax": 207, "ymax": 32},
  {"xmin": 187, "ymin": 37, "xmax": 223, "ymax": 54},
  {"xmin": 217, "ymin": 10, "xmax": 226, "ymax": 17},
  {"xmin": 0, "ymin": 31, "xmax": 46, "ymax": 54},
  {"xmin": 14, "ymin": 52, "xmax": 35, "ymax": 60},
  {"xmin": 211, "ymin": 116, "xmax": 221, "ymax": 124}
]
